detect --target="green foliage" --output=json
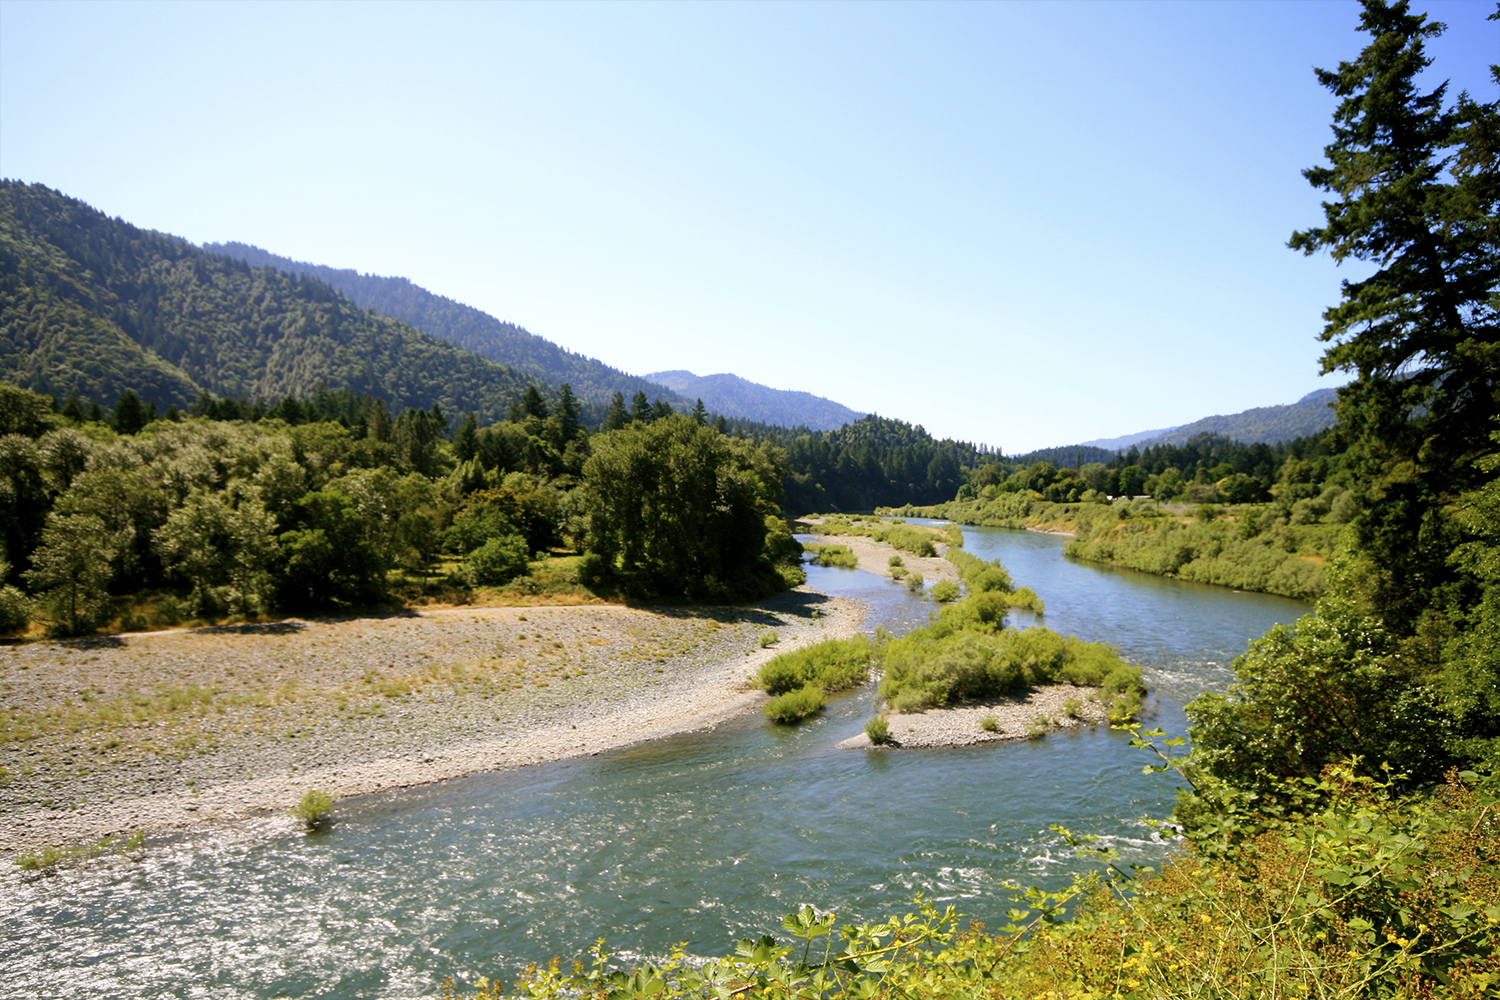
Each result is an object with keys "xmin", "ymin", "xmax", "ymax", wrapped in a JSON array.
[
  {"xmin": 804, "ymin": 543, "xmax": 858, "ymax": 569},
  {"xmin": 929, "ymin": 579, "xmax": 960, "ymax": 603},
  {"xmin": 1064, "ymin": 507, "xmax": 1335, "ymax": 600},
  {"xmin": 581, "ymin": 415, "xmax": 792, "ymax": 602},
  {"xmin": 759, "ymin": 629, "xmax": 779, "ymax": 648},
  {"xmin": 878, "ymin": 605, "xmax": 1140, "ymax": 714},
  {"xmin": 762, "ymin": 684, "xmax": 827, "ymax": 723},
  {"xmin": 291, "ymin": 788, "xmax": 336, "ymax": 829},
  {"xmin": 1184, "ymin": 559, "xmax": 1459, "ymax": 821},
  {"xmin": 23, "ymin": 512, "xmax": 126, "ymax": 635},
  {"xmin": 467, "ymin": 535, "xmax": 530, "ymax": 587},
  {"xmin": 272, "ymin": 491, "xmax": 387, "ymax": 611},
  {"xmin": 758, "ymin": 636, "xmax": 873, "ymax": 696},
  {"xmin": 756, "ymin": 638, "xmax": 876, "ymax": 701},
  {"xmin": 14, "ymin": 831, "xmax": 144, "ymax": 872},
  {"xmin": 864, "ymin": 715, "xmax": 890, "ymax": 744}
]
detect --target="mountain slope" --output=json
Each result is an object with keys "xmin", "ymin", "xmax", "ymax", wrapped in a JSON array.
[
  {"xmin": 1077, "ymin": 389, "xmax": 1339, "ymax": 453},
  {"xmin": 0, "ymin": 181, "xmax": 532, "ymax": 419},
  {"xmin": 646, "ymin": 370, "xmax": 864, "ymax": 432},
  {"xmin": 205, "ymin": 241, "xmax": 698, "ymax": 412}
]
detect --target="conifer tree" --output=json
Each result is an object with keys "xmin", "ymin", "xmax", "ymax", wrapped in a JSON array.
[
  {"xmin": 1288, "ymin": 0, "xmax": 1498, "ymax": 629},
  {"xmin": 603, "ymin": 392, "xmax": 628, "ymax": 432}
]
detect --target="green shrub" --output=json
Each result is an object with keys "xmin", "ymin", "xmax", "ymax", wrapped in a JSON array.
[
  {"xmin": 763, "ymin": 684, "xmax": 826, "ymax": 722},
  {"xmin": 759, "ymin": 629, "xmax": 778, "ymax": 648},
  {"xmin": 757, "ymin": 636, "xmax": 872, "ymax": 695},
  {"xmin": 865, "ymin": 716, "xmax": 891, "ymax": 744},
  {"xmin": 292, "ymin": 788, "xmax": 336, "ymax": 828},
  {"xmin": 468, "ymin": 534, "xmax": 530, "ymax": 586},
  {"xmin": 929, "ymin": 580, "xmax": 960, "ymax": 602},
  {"xmin": 888, "ymin": 554, "xmax": 903, "ymax": 567},
  {"xmin": 979, "ymin": 714, "xmax": 999, "ymax": 732},
  {"xmin": 879, "ymin": 624, "xmax": 1138, "ymax": 714},
  {"xmin": 0, "ymin": 584, "xmax": 32, "ymax": 635},
  {"xmin": 805, "ymin": 543, "xmax": 858, "ymax": 569},
  {"xmin": 904, "ymin": 573, "xmax": 925, "ymax": 593},
  {"xmin": 877, "ymin": 524, "xmax": 938, "ymax": 557}
]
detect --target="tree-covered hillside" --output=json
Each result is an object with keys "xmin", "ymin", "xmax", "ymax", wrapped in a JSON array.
[
  {"xmin": 0, "ymin": 182, "xmax": 535, "ymax": 421},
  {"xmin": 645, "ymin": 370, "xmax": 864, "ymax": 431},
  {"xmin": 1073, "ymin": 388, "xmax": 1339, "ymax": 454},
  {"xmin": 204, "ymin": 241, "xmax": 698, "ymax": 413}
]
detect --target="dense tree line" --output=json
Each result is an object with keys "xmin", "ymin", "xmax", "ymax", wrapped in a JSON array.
[{"xmin": 0, "ymin": 377, "xmax": 805, "ymax": 635}]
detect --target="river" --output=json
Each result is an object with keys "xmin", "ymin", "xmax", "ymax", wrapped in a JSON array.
[{"xmin": 1, "ymin": 524, "xmax": 1309, "ymax": 998}]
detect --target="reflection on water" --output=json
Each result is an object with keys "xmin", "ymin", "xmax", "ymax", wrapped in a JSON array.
[{"xmin": 1, "ymin": 526, "xmax": 1307, "ymax": 999}]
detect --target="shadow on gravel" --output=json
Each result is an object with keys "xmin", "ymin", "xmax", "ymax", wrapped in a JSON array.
[
  {"xmin": 58, "ymin": 634, "xmax": 128, "ymax": 650},
  {"xmin": 191, "ymin": 621, "xmax": 309, "ymax": 637},
  {"xmin": 643, "ymin": 589, "xmax": 837, "ymax": 627}
]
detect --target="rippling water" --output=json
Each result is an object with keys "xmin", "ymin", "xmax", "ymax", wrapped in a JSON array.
[{"xmin": 1, "ymin": 525, "xmax": 1309, "ymax": 999}]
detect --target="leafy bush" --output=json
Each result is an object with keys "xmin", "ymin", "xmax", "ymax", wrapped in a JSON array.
[
  {"xmin": 467, "ymin": 534, "xmax": 530, "ymax": 586},
  {"xmin": 806, "ymin": 543, "xmax": 858, "ymax": 569},
  {"xmin": 979, "ymin": 714, "xmax": 999, "ymax": 732},
  {"xmin": 929, "ymin": 580, "xmax": 960, "ymax": 603},
  {"xmin": 864, "ymin": 716, "xmax": 890, "ymax": 744},
  {"xmin": 763, "ymin": 684, "xmax": 825, "ymax": 723},
  {"xmin": 0, "ymin": 584, "xmax": 31, "ymax": 635},
  {"xmin": 292, "ymin": 788, "xmax": 336, "ymax": 828},
  {"xmin": 879, "ymin": 619, "xmax": 1139, "ymax": 714},
  {"xmin": 904, "ymin": 573, "xmax": 925, "ymax": 593},
  {"xmin": 759, "ymin": 629, "xmax": 778, "ymax": 648},
  {"xmin": 875, "ymin": 524, "xmax": 937, "ymax": 557},
  {"xmin": 758, "ymin": 636, "xmax": 872, "ymax": 695}
]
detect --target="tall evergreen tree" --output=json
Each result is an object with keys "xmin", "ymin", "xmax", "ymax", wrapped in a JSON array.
[
  {"xmin": 553, "ymin": 383, "xmax": 581, "ymax": 443},
  {"xmin": 112, "ymin": 389, "xmax": 148, "ymax": 435},
  {"xmin": 1288, "ymin": 0, "xmax": 1499, "ymax": 630},
  {"xmin": 454, "ymin": 411, "xmax": 479, "ymax": 463},
  {"xmin": 603, "ymin": 391, "xmax": 628, "ymax": 432},
  {"xmin": 629, "ymin": 391, "xmax": 651, "ymax": 424}
]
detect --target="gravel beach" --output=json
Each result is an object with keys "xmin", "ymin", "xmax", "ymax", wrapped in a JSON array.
[{"xmin": 0, "ymin": 589, "xmax": 863, "ymax": 855}]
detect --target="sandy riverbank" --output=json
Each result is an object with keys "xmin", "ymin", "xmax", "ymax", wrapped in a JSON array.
[
  {"xmin": 0, "ymin": 590, "xmax": 863, "ymax": 855},
  {"xmin": 802, "ymin": 532, "xmax": 961, "ymax": 585}
]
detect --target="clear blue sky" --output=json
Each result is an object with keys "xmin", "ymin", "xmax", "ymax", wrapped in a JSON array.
[{"xmin": 2, "ymin": 1, "xmax": 1494, "ymax": 454}]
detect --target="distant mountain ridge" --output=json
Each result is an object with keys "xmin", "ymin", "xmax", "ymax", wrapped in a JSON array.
[
  {"xmin": 204, "ymin": 241, "xmax": 696, "ymax": 413},
  {"xmin": 1076, "ymin": 389, "xmax": 1339, "ymax": 452},
  {"xmin": 646, "ymin": 370, "xmax": 864, "ymax": 432},
  {"xmin": 206, "ymin": 243, "xmax": 864, "ymax": 431},
  {"xmin": 1, "ymin": 181, "xmax": 535, "ymax": 418}
]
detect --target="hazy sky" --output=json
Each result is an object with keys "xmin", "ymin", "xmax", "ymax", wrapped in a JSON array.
[{"xmin": 2, "ymin": 1, "xmax": 1495, "ymax": 453}]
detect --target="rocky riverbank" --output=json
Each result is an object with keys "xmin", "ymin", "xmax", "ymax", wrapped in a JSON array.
[
  {"xmin": 837, "ymin": 683, "xmax": 1109, "ymax": 749},
  {"xmin": 0, "ymin": 589, "xmax": 863, "ymax": 855}
]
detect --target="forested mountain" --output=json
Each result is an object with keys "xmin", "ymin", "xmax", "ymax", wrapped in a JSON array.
[
  {"xmin": 645, "ymin": 370, "xmax": 864, "ymax": 432},
  {"xmin": 0, "ymin": 182, "xmax": 539, "ymax": 421},
  {"xmin": 1077, "ymin": 389, "xmax": 1338, "ymax": 452},
  {"xmin": 204, "ymin": 241, "xmax": 700, "ymax": 414}
]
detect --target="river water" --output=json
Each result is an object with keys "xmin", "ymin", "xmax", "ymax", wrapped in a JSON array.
[{"xmin": 2, "ymin": 524, "xmax": 1310, "ymax": 999}]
